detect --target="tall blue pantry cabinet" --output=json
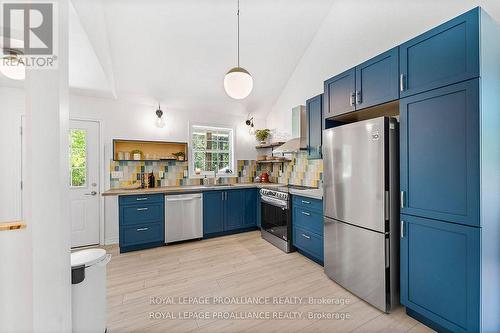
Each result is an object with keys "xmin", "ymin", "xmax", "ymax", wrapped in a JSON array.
[{"xmin": 397, "ymin": 8, "xmax": 500, "ymax": 333}]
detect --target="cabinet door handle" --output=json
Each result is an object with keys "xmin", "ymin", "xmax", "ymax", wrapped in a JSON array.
[
  {"xmin": 355, "ymin": 90, "xmax": 362, "ymax": 105},
  {"xmin": 349, "ymin": 92, "xmax": 355, "ymax": 106},
  {"xmin": 137, "ymin": 207, "xmax": 148, "ymax": 211},
  {"xmin": 137, "ymin": 227, "xmax": 149, "ymax": 232},
  {"xmin": 400, "ymin": 221, "xmax": 405, "ymax": 238},
  {"xmin": 301, "ymin": 233, "xmax": 310, "ymax": 239},
  {"xmin": 400, "ymin": 191, "xmax": 405, "ymax": 208},
  {"xmin": 301, "ymin": 200, "xmax": 311, "ymax": 204},
  {"xmin": 221, "ymin": 192, "xmax": 224, "ymax": 201},
  {"xmin": 400, "ymin": 74, "xmax": 406, "ymax": 92},
  {"xmin": 301, "ymin": 211, "xmax": 311, "ymax": 216},
  {"xmin": 136, "ymin": 197, "xmax": 148, "ymax": 201}
]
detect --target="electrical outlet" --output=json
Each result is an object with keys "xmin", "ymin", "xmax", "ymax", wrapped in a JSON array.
[
  {"xmin": 242, "ymin": 169, "xmax": 247, "ymax": 176},
  {"xmin": 111, "ymin": 171, "xmax": 123, "ymax": 179}
]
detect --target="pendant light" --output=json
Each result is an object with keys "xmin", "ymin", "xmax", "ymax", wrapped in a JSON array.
[
  {"xmin": 0, "ymin": 48, "xmax": 25, "ymax": 80},
  {"xmin": 224, "ymin": 0, "xmax": 253, "ymax": 100},
  {"xmin": 155, "ymin": 103, "xmax": 165, "ymax": 128}
]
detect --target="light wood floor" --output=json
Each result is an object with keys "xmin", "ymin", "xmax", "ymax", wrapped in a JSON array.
[{"xmin": 105, "ymin": 231, "xmax": 434, "ymax": 333}]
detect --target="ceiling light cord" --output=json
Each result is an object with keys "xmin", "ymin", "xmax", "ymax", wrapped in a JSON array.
[{"xmin": 237, "ymin": 0, "xmax": 240, "ymax": 67}]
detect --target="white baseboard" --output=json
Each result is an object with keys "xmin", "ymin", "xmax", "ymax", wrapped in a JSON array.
[{"xmin": 104, "ymin": 237, "xmax": 119, "ymax": 246}]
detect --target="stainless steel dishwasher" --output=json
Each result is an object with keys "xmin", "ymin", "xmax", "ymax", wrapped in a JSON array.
[{"xmin": 165, "ymin": 193, "xmax": 203, "ymax": 243}]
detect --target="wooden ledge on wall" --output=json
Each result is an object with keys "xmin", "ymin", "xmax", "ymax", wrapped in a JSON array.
[{"xmin": 0, "ymin": 221, "xmax": 27, "ymax": 232}]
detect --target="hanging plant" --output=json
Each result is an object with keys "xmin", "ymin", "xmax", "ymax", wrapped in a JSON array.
[{"xmin": 255, "ymin": 129, "xmax": 270, "ymax": 143}]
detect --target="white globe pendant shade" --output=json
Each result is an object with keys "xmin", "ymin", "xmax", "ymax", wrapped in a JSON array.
[
  {"xmin": 0, "ymin": 52, "xmax": 25, "ymax": 80},
  {"xmin": 224, "ymin": 67, "xmax": 253, "ymax": 100}
]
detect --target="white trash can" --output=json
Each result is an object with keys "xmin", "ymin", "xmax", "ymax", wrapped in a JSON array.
[{"xmin": 71, "ymin": 249, "xmax": 111, "ymax": 333}]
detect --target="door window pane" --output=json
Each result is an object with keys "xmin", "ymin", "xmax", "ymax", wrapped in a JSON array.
[{"xmin": 70, "ymin": 129, "xmax": 87, "ymax": 187}]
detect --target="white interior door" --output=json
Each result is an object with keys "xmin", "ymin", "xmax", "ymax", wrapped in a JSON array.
[{"xmin": 69, "ymin": 120, "xmax": 100, "ymax": 247}]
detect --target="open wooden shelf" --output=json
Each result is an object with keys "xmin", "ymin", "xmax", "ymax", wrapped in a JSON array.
[
  {"xmin": 113, "ymin": 139, "xmax": 188, "ymax": 162},
  {"xmin": 256, "ymin": 159, "xmax": 290, "ymax": 164},
  {"xmin": 0, "ymin": 221, "xmax": 26, "ymax": 231},
  {"xmin": 255, "ymin": 142, "xmax": 285, "ymax": 149}
]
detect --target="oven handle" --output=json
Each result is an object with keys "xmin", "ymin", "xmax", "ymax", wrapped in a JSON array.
[{"xmin": 260, "ymin": 196, "xmax": 288, "ymax": 209}]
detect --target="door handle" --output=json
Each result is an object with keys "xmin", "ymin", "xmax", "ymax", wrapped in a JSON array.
[
  {"xmin": 84, "ymin": 191, "xmax": 97, "ymax": 196},
  {"xmin": 400, "ymin": 221, "xmax": 405, "ymax": 238},
  {"xmin": 355, "ymin": 90, "xmax": 362, "ymax": 105},
  {"xmin": 137, "ymin": 227, "xmax": 149, "ymax": 231},
  {"xmin": 301, "ymin": 200, "xmax": 311, "ymax": 204},
  {"xmin": 400, "ymin": 191, "xmax": 405, "ymax": 208},
  {"xmin": 301, "ymin": 234, "xmax": 310, "ymax": 239},
  {"xmin": 349, "ymin": 92, "xmax": 355, "ymax": 106},
  {"xmin": 137, "ymin": 208, "xmax": 148, "ymax": 211},
  {"xmin": 136, "ymin": 197, "xmax": 148, "ymax": 201},
  {"xmin": 400, "ymin": 74, "xmax": 406, "ymax": 92},
  {"xmin": 301, "ymin": 211, "xmax": 311, "ymax": 216}
]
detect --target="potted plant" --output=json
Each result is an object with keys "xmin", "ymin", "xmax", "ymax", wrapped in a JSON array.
[
  {"xmin": 172, "ymin": 151, "xmax": 185, "ymax": 161},
  {"xmin": 255, "ymin": 129, "xmax": 271, "ymax": 144}
]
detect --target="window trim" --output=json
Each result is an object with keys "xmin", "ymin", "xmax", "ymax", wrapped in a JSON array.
[{"xmin": 189, "ymin": 124, "xmax": 236, "ymax": 179}]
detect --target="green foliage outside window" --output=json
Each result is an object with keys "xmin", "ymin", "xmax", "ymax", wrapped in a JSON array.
[{"xmin": 70, "ymin": 129, "xmax": 87, "ymax": 187}]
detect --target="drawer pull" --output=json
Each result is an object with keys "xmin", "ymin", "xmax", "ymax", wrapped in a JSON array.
[
  {"xmin": 137, "ymin": 227, "xmax": 149, "ymax": 231},
  {"xmin": 136, "ymin": 198, "xmax": 148, "ymax": 201},
  {"xmin": 137, "ymin": 208, "xmax": 149, "ymax": 211},
  {"xmin": 301, "ymin": 200, "xmax": 311, "ymax": 204},
  {"xmin": 301, "ymin": 211, "xmax": 311, "ymax": 216},
  {"xmin": 301, "ymin": 233, "xmax": 310, "ymax": 239}
]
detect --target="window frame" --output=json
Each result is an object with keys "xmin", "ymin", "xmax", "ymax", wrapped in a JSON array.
[{"xmin": 189, "ymin": 124, "xmax": 236, "ymax": 178}]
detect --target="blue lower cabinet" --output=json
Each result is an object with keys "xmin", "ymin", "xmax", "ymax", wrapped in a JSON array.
[
  {"xmin": 292, "ymin": 195, "xmax": 323, "ymax": 264},
  {"xmin": 203, "ymin": 191, "xmax": 225, "ymax": 236},
  {"xmin": 225, "ymin": 190, "xmax": 245, "ymax": 231},
  {"xmin": 400, "ymin": 214, "xmax": 480, "ymax": 332},
  {"xmin": 119, "ymin": 194, "xmax": 165, "ymax": 253},
  {"xmin": 203, "ymin": 188, "xmax": 258, "ymax": 238},
  {"xmin": 244, "ymin": 189, "xmax": 258, "ymax": 227},
  {"xmin": 293, "ymin": 226, "xmax": 323, "ymax": 263}
]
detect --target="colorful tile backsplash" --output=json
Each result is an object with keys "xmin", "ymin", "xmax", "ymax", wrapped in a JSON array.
[
  {"xmin": 257, "ymin": 152, "xmax": 323, "ymax": 187},
  {"xmin": 109, "ymin": 160, "xmax": 259, "ymax": 189},
  {"xmin": 109, "ymin": 152, "xmax": 323, "ymax": 189}
]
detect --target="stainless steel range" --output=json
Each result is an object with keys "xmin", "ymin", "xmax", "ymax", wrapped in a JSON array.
[{"xmin": 260, "ymin": 188, "xmax": 291, "ymax": 253}]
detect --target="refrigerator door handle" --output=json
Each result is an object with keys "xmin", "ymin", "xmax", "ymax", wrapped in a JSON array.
[
  {"xmin": 400, "ymin": 191, "xmax": 405, "ymax": 208},
  {"xmin": 385, "ymin": 238, "xmax": 390, "ymax": 268},
  {"xmin": 384, "ymin": 191, "xmax": 389, "ymax": 220},
  {"xmin": 400, "ymin": 220, "xmax": 405, "ymax": 238}
]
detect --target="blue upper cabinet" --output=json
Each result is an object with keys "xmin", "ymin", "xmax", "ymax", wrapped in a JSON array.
[
  {"xmin": 400, "ymin": 79, "xmax": 479, "ymax": 227},
  {"xmin": 355, "ymin": 47, "xmax": 399, "ymax": 110},
  {"xmin": 306, "ymin": 94, "xmax": 323, "ymax": 159},
  {"xmin": 323, "ymin": 68, "xmax": 355, "ymax": 119},
  {"xmin": 400, "ymin": 214, "xmax": 480, "ymax": 333},
  {"xmin": 399, "ymin": 8, "xmax": 479, "ymax": 98},
  {"xmin": 203, "ymin": 191, "xmax": 224, "ymax": 235}
]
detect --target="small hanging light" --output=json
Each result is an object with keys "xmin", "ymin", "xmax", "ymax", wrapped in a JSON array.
[
  {"xmin": 155, "ymin": 103, "xmax": 165, "ymax": 128},
  {"xmin": 224, "ymin": 0, "xmax": 253, "ymax": 99},
  {"xmin": 0, "ymin": 48, "xmax": 25, "ymax": 80},
  {"xmin": 245, "ymin": 116, "xmax": 255, "ymax": 135}
]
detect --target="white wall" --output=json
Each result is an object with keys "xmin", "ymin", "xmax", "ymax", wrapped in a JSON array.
[
  {"xmin": 266, "ymin": 0, "xmax": 500, "ymax": 134},
  {"xmin": 0, "ymin": 87, "xmax": 24, "ymax": 221}
]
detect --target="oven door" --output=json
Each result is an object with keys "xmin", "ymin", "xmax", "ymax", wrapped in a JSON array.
[{"xmin": 261, "ymin": 199, "xmax": 289, "ymax": 241}]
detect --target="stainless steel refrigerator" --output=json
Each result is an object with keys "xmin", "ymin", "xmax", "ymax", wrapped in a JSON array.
[{"xmin": 323, "ymin": 116, "xmax": 399, "ymax": 313}]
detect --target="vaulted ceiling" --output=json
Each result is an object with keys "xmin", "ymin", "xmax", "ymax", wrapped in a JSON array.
[{"xmin": 70, "ymin": 0, "xmax": 334, "ymax": 117}]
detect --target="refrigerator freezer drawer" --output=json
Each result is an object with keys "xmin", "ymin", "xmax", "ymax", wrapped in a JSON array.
[{"xmin": 324, "ymin": 217, "xmax": 389, "ymax": 312}]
